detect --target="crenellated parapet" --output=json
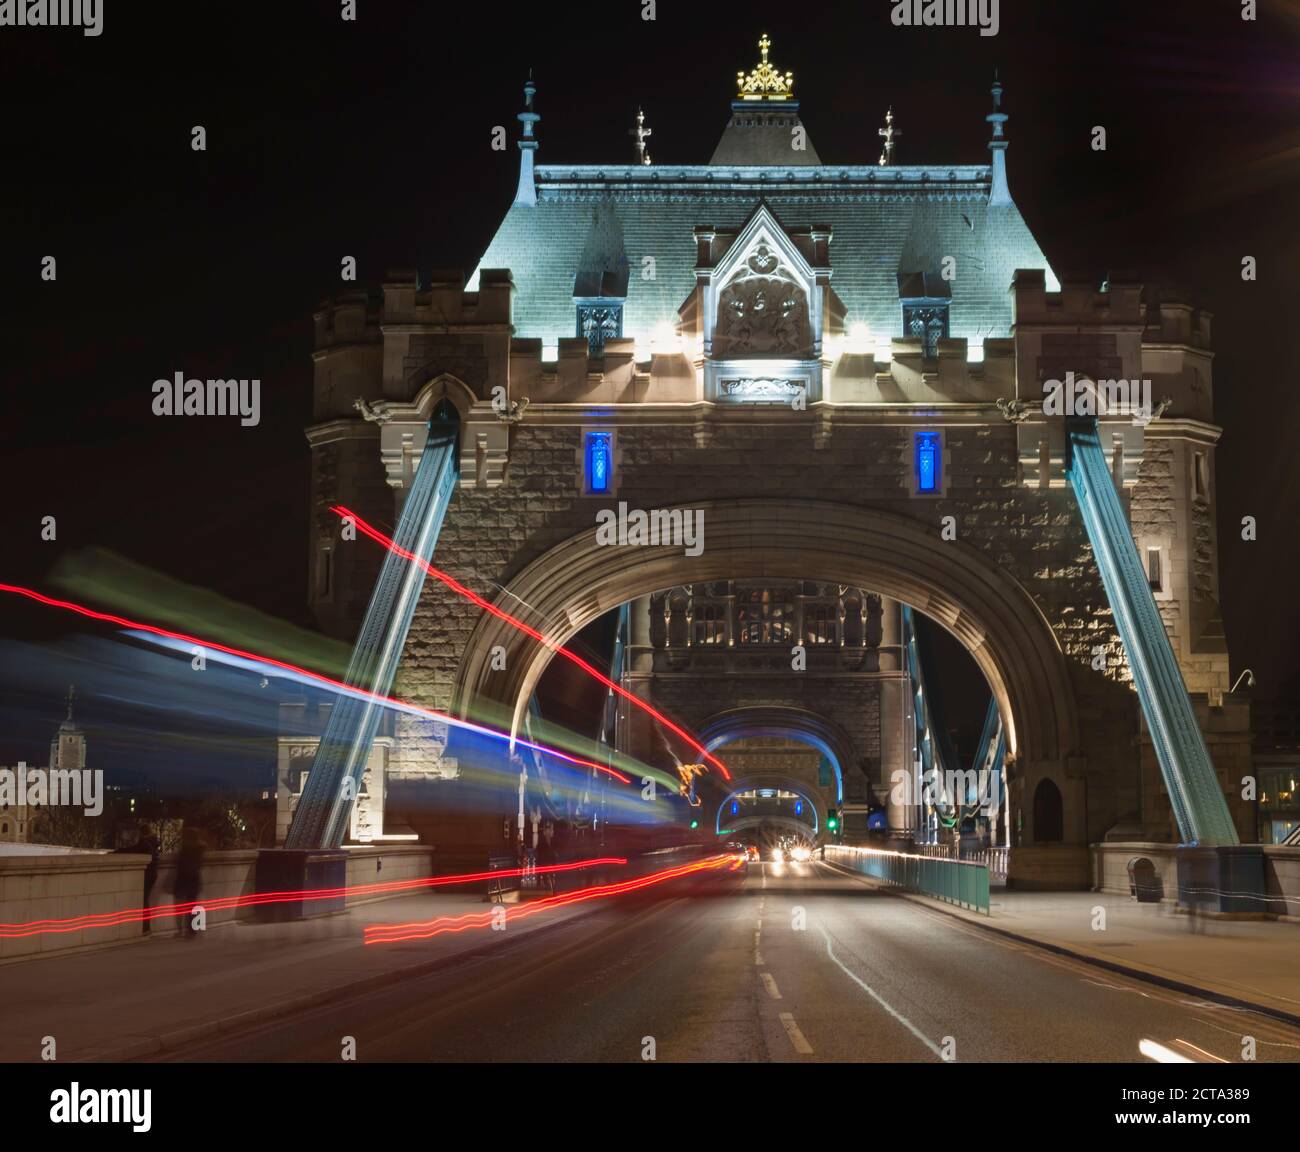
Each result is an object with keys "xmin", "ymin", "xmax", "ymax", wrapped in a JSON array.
[
  {"xmin": 1007, "ymin": 270, "xmax": 1229, "ymax": 698},
  {"xmin": 1139, "ymin": 292, "xmax": 1215, "ymax": 427},
  {"xmin": 1008, "ymin": 270, "xmax": 1222, "ymax": 491}
]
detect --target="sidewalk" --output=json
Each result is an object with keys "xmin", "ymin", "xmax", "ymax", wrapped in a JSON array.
[
  {"xmin": 895, "ymin": 886, "xmax": 1300, "ymax": 1025},
  {"xmin": 0, "ymin": 887, "xmax": 600, "ymax": 1063}
]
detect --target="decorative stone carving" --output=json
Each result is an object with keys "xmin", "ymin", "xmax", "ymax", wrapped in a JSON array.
[
  {"xmin": 996, "ymin": 397, "xmax": 1033, "ymax": 423},
  {"xmin": 719, "ymin": 378, "xmax": 804, "ymax": 399},
  {"xmin": 576, "ymin": 302, "xmax": 623, "ymax": 357},
  {"xmin": 354, "ymin": 397, "xmax": 394, "ymax": 424},
  {"xmin": 713, "ymin": 244, "xmax": 811, "ymax": 357},
  {"xmin": 901, "ymin": 301, "xmax": 948, "ymax": 358}
]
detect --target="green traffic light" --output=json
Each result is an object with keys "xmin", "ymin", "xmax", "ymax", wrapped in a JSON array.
[{"xmin": 689, "ymin": 820, "xmax": 699, "ymax": 829}]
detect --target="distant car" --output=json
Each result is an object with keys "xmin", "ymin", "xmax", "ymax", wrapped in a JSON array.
[{"xmin": 745, "ymin": 845, "xmax": 760, "ymax": 861}]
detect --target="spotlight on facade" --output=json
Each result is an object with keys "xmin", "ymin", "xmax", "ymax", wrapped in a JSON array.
[
  {"xmin": 650, "ymin": 322, "xmax": 681, "ymax": 356},
  {"xmin": 845, "ymin": 323, "xmax": 872, "ymax": 355}
]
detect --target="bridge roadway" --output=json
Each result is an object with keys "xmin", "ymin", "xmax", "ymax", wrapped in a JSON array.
[{"xmin": 153, "ymin": 860, "xmax": 1300, "ymax": 1063}]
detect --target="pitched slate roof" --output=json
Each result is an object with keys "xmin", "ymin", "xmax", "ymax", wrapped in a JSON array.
[
  {"xmin": 470, "ymin": 163, "xmax": 1057, "ymax": 348},
  {"xmin": 709, "ymin": 105, "xmax": 822, "ymax": 166}
]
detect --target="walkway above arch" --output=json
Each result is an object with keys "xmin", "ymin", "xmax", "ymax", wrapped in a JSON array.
[
  {"xmin": 715, "ymin": 775, "xmax": 826, "ymax": 834},
  {"xmin": 697, "ymin": 707, "xmax": 855, "ymax": 804}
]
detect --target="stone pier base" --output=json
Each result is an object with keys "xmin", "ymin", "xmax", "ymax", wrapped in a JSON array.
[
  {"xmin": 1175, "ymin": 844, "xmax": 1267, "ymax": 917},
  {"xmin": 254, "ymin": 849, "xmax": 348, "ymax": 922}
]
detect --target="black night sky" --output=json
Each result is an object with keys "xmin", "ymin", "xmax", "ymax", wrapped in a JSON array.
[{"xmin": 1, "ymin": 0, "xmax": 1297, "ymax": 785}]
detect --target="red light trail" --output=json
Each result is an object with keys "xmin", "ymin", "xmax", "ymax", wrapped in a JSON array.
[
  {"xmin": 0, "ymin": 583, "xmax": 630, "ymax": 784},
  {"xmin": 0, "ymin": 857, "xmax": 629, "ymax": 939},
  {"xmin": 333, "ymin": 504, "xmax": 732, "ymax": 781},
  {"xmin": 365, "ymin": 853, "xmax": 741, "ymax": 945}
]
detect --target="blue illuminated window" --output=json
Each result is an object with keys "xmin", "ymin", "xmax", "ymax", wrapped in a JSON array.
[
  {"xmin": 915, "ymin": 431, "xmax": 941, "ymax": 494},
  {"xmin": 585, "ymin": 431, "xmax": 612, "ymax": 494}
]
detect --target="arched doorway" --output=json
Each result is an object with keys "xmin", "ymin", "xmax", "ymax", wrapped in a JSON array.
[{"xmin": 1033, "ymin": 778, "xmax": 1064, "ymax": 843}]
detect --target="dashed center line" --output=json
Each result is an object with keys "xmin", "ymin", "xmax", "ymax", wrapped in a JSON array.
[
  {"xmin": 761, "ymin": 972, "xmax": 783, "ymax": 1000},
  {"xmin": 779, "ymin": 1012, "xmax": 814, "ymax": 1054}
]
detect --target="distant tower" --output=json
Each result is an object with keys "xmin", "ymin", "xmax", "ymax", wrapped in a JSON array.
[
  {"xmin": 877, "ymin": 107, "xmax": 902, "ymax": 167},
  {"xmin": 629, "ymin": 106, "xmax": 653, "ymax": 165},
  {"xmin": 50, "ymin": 684, "xmax": 86, "ymax": 772}
]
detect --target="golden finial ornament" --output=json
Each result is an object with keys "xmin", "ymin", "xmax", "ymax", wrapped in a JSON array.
[{"xmin": 736, "ymin": 34, "xmax": 794, "ymax": 101}]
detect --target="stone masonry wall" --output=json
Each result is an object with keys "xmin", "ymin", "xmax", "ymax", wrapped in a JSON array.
[{"xmin": 389, "ymin": 418, "xmax": 1142, "ymax": 842}]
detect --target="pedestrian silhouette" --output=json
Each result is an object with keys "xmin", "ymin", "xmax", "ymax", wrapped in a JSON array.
[
  {"xmin": 174, "ymin": 827, "xmax": 205, "ymax": 938},
  {"xmin": 536, "ymin": 824, "xmax": 556, "ymax": 894},
  {"xmin": 137, "ymin": 831, "xmax": 160, "ymax": 934}
]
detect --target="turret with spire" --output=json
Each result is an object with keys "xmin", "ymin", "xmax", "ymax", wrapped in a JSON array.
[
  {"xmin": 987, "ymin": 72, "xmax": 1010, "ymax": 206},
  {"xmin": 513, "ymin": 72, "xmax": 540, "ymax": 207}
]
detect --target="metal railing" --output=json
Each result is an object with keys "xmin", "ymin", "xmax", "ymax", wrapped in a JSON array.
[
  {"xmin": 969, "ymin": 846, "xmax": 1009, "ymax": 880},
  {"xmin": 913, "ymin": 842, "xmax": 957, "ymax": 860},
  {"xmin": 825, "ymin": 844, "xmax": 991, "ymax": 914}
]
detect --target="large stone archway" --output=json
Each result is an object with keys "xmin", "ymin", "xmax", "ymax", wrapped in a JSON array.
[{"xmin": 452, "ymin": 498, "xmax": 1080, "ymax": 780}]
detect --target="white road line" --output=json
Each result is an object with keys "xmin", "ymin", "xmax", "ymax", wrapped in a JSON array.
[
  {"xmin": 779, "ymin": 1012, "xmax": 814, "ymax": 1054},
  {"xmin": 756, "ymin": 919, "xmax": 762, "ymax": 930},
  {"xmin": 818, "ymin": 923, "xmax": 946, "ymax": 1060},
  {"xmin": 754, "ymin": 952, "xmax": 765, "ymax": 966},
  {"xmin": 761, "ymin": 972, "xmax": 782, "ymax": 1000}
]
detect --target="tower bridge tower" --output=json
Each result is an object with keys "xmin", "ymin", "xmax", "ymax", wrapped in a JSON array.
[{"xmin": 290, "ymin": 38, "xmax": 1252, "ymax": 886}]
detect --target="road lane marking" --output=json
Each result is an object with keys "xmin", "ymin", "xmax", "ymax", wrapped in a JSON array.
[
  {"xmin": 754, "ymin": 952, "xmax": 765, "ymax": 966},
  {"xmin": 761, "ymin": 972, "xmax": 782, "ymax": 1000},
  {"xmin": 818, "ymin": 924, "xmax": 945, "ymax": 1060},
  {"xmin": 1188, "ymin": 1015, "xmax": 1300, "ymax": 1050},
  {"xmin": 814, "ymin": 861, "xmax": 1300, "ymax": 1051},
  {"xmin": 779, "ymin": 1012, "xmax": 813, "ymax": 1054}
]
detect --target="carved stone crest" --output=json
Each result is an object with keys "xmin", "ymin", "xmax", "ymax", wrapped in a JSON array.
[{"xmin": 714, "ymin": 244, "xmax": 810, "ymax": 357}]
